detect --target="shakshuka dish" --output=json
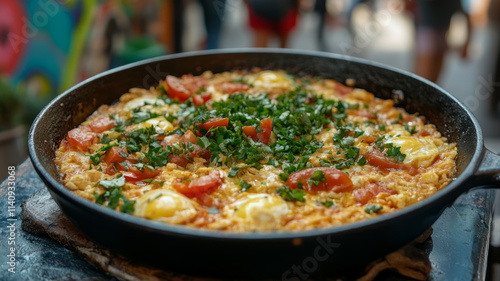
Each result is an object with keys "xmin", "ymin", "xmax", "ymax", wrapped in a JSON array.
[{"xmin": 55, "ymin": 70, "xmax": 457, "ymax": 231}]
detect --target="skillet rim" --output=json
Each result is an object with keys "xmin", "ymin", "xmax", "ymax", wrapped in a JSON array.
[{"xmin": 28, "ymin": 48, "xmax": 485, "ymax": 241}]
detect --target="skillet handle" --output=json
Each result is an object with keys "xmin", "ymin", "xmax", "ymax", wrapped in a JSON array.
[{"xmin": 468, "ymin": 148, "xmax": 500, "ymax": 188}]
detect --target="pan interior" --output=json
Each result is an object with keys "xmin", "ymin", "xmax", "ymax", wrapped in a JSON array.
[{"xmin": 29, "ymin": 50, "xmax": 480, "ymax": 235}]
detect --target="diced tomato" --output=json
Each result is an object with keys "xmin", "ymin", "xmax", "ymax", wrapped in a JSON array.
[
  {"xmin": 365, "ymin": 149, "xmax": 414, "ymax": 174},
  {"xmin": 353, "ymin": 189, "xmax": 372, "ymax": 205},
  {"xmin": 103, "ymin": 146, "xmax": 126, "ymax": 164},
  {"xmin": 334, "ymin": 82, "xmax": 353, "ymax": 96},
  {"xmin": 88, "ymin": 116, "xmax": 116, "ymax": 133},
  {"xmin": 67, "ymin": 126, "xmax": 96, "ymax": 151},
  {"xmin": 353, "ymin": 183, "xmax": 396, "ymax": 204},
  {"xmin": 242, "ymin": 126, "xmax": 257, "ymax": 139},
  {"xmin": 200, "ymin": 92, "xmax": 212, "ymax": 102},
  {"xmin": 257, "ymin": 117, "xmax": 272, "ymax": 145},
  {"xmin": 199, "ymin": 118, "xmax": 229, "ymax": 131},
  {"xmin": 180, "ymin": 74, "xmax": 209, "ymax": 93},
  {"xmin": 173, "ymin": 170, "xmax": 222, "ymax": 198},
  {"xmin": 243, "ymin": 117, "xmax": 272, "ymax": 145},
  {"xmin": 181, "ymin": 130, "xmax": 198, "ymax": 144},
  {"xmin": 123, "ymin": 166, "xmax": 160, "ymax": 182},
  {"xmin": 169, "ymin": 154, "xmax": 192, "ymax": 167},
  {"xmin": 166, "ymin": 75, "xmax": 191, "ymax": 102},
  {"xmin": 219, "ymin": 82, "xmax": 251, "ymax": 94},
  {"xmin": 286, "ymin": 167, "xmax": 353, "ymax": 193},
  {"xmin": 192, "ymin": 92, "xmax": 212, "ymax": 106},
  {"xmin": 193, "ymin": 193, "xmax": 222, "ymax": 208},
  {"xmin": 192, "ymin": 94, "xmax": 205, "ymax": 106}
]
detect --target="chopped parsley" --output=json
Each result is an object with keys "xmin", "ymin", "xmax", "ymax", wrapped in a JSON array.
[
  {"xmin": 308, "ymin": 170, "xmax": 326, "ymax": 186},
  {"xmin": 239, "ymin": 180, "xmax": 252, "ymax": 192},
  {"xmin": 94, "ymin": 175, "xmax": 135, "ymax": 213},
  {"xmin": 277, "ymin": 186, "xmax": 306, "ymax": 202},
  {"xmin": 365, "ymin": 204, "xmax": 383, "ymax": 214},
  {"xmin": 321, "ymin": 200, "xmax": 335, "ymax": 207}
]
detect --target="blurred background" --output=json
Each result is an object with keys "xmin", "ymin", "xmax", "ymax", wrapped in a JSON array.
[{"xmin": 0, "ymin": 0, "xmax": 499, "ymax": 175}]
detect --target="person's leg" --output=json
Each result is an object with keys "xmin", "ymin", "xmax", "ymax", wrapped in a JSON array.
[
  {"xmin": 278, "ymin": 32, "xmax": 289, "ymax": 48},
  {"xmin": 315, "ymin": 0, "xmax": 327, "ymax": 51},
  {"xmin": 173, "ymin": 0, "xmax": 184, "ymax": 53},
  {"xmin": 254, "ymin": 29, "xmax": 272, "ymax": 47},
  {"xmin": 414, "ymin": 28, "xmax": 447, "ymax": 83},
  {"xmin": 198, "ymin": 0, "xmax": 225, "ymax": 49}
]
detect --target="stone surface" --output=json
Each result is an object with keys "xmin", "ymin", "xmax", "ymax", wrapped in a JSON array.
[{"xmin": 0, "ymin": 160, "xmax": 115, "ymax": 281}]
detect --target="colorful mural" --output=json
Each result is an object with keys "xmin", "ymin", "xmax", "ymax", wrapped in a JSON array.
[
  {"xmin": 0, "ymin": 0, "xmax": 97, "ymax": 97},
  {"xmin": 0, "ymin": 0, "xmax": 165, "ymax": 99}
]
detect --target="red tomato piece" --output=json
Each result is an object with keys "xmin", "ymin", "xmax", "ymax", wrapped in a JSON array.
[
  {"xmin": 181, "ymin": 130, "xmax": 198, "ymax": 144},
  {"xmin": 334, "ymin": 82, "xmax": 353, "ymax": 96},
  {"xmin": 286, "ymin": 167, "xmax": 353, "ymax": 193},
  {"xmin": 200, "ymin": 92, "xmax": 212, "ymax": 102},
  {"xmin": 192, "ymin": 94, "xmax": 205, "ymax": 106},
  {"xmin": 169, "ymin": 154, "xmax": 193, "ymax": 167},
  {"xmin": 67, "ymin": 126, "xmax": 96, "ymax": 151},
  {"xmin": 123, "ymin": 166, "xmax": 160, "ymax": 182},
  {"xmin": 365, "ymin": 149, "xmax": 414, "ymax": 174},
  {"xmin": 242, "ymin": 117, "xmax": 272, "ymax": 145},
  {"xmin": 242, "ymin": 126, "xmax": 257, "ymax": 140},
  {"xmin": 199, "ymin": 118, "xmax": 229, "ymax": 131},
  {"xmin": 180, "ymin": 74, "xmax": 208, "ymax": 93},
  {"xmin": 88, "ymin": 116, "xmax": 116, "ymax": 133},
  {"xmin": 353, "ymin": 183, "xmax": 396, "ymax": 204},
  {"xmin": 166, "ymin": 75, "xmax": 191, "ymax": 102},
  {"xmin": 219, "ymin": 82, "xmax": 251, "ymax": 94},
  {"xmin": 257, "ymin": 117, "xmax": 272, "ymax": 145},
  {"xmin": 173, "ymin": 170, "xmax": 222, "ymax": 198},
  {"xmin": 103, "ymin": 146, "xmax": 126, "ymax": 164}
]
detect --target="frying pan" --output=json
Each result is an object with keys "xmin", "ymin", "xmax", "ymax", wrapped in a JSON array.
[{"xmin": 28, "ymin": 49, "xmax": 500, "ymax": 279}]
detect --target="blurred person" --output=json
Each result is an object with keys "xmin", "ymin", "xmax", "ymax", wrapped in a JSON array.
[
  {"xmin": 198, "ymin": 0, "xmax": 226, "ymax": 49},
  {"xmin": 246, "ymin": 0, "xmax": 299, "ymax": 48},
  {"xmin": 346, "ymin": 0, "xmax": 375, "ymax": 47},
  {"xmin": 414, "ymin": 0, "xmax": 472, "ymax": 83},
  {"xmin": 315, "ymin": 0, "xmax": 328, "ymax": 51}
]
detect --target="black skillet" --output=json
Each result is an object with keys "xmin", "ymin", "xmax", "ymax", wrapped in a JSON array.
[{"xmin": 28, "ymin": 49, "xmax": 500, "ymax": 279}]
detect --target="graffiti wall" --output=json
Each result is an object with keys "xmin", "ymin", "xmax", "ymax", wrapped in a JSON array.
[{"xmin": 0, "ymin": 0, "xmax": 165, "ymax": 98}]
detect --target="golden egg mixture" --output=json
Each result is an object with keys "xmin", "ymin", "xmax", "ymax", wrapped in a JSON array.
[{"xmin": 55, "ymin": 70, "xmax": 457, "ymax": 231}]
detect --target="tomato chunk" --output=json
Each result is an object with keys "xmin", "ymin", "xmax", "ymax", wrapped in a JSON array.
[
  {"xmin": 67, "ymin": 126, "xmax": 96, "ymax": 151},
  {"xmin": 123, "ymin": 166, "xmax": 160, "ymax": 182},
  {"xmin": 242, "ymin": 126, "xmax": 257, "ymax": 139},
  {"xmin": 219, "ymin": 82, "xmax": 251, "ymax": 94},
  {"xmin": 192, "ymin": 94, "xmax": 205, "ymax": 106},
  {"xmin": 365, "ymin": 149, "xmax": 414, "ymax": 174},
  {"xmin": 243, "ymin": 117, "xmax": 272, "ymax": 145},
  {"xmin": 88, "ymin": 116, "xmax": 115, "ymax": 133},
  {"xmin": 257, "ymin": 117, "xmax": 272, "ymax": 145},
  {"xmin": 173, "ymin": 171, "xmax": 222, "ymax": 197},
  {"xmin": 334, "ymin": 82, "xmax": 353, "ymax": 96},
  {"xmin": 180, "ymin": 74, "xmax": 208, "ymax": 93},
  {"xmin": 199, "ymin": 118, "xmax": 229, "ymax": 131},
  {"xmin": 353, "ymin": 183, "xmax": 396, "ymax": 204},
  {"xmin": 286, "ymin": 167, "xmax": 353, "ymax": 193},
  {"xmin": 103, "ymin": 146, "xmax": 126, "ymax": 164},
  {"xmin": 166, "ymin": 75, "xmax": 191, "ymax": 102},
  {"xmin": 181, "ymin": 130, "xmax": 198, "ymax": 144}
]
